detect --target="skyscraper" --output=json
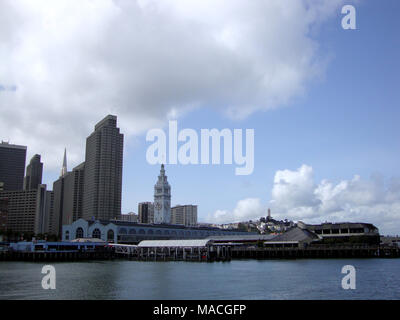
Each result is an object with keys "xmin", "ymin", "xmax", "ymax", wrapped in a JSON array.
[
  {"xmin": 171, "ymin": 205, "xmax": 198, "ymax": 226},
  {"xmin": 61, "ymin": 148, "xmax": 67, "ymax": 177},
  {"xmin": 0, "ymin": 198, "xmax": 8, "ymax": 233},
  {"xmin": 0, "ymin": 141, "xmax": 27, "ymax": 191},
  {"xmin": 0, "ymin": 184, "xmax": 50, "ymax": 235},
  {"xmin": 53, "ymin": 150, "xmax": 85, "ymax": 235},
  {"xmin": 24, "ymin": 154, "xmax": 43, "ymax": 190},
  {"xmin": 138, "ymin": 202, "xmax": 154, "ymax": 224},
  {"xmin": 154, "ymin": 164, "xmax": 171, "ymax": 224},
  {"xmin": 82, "ymin": 115, "xmax": 124, "ymax": 220}
]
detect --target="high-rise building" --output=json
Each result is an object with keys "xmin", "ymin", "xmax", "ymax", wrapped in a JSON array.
[
  {"xmin": 43, "ymin": 190, "xmax": 55, "ymax": 235},
  {"xmin": 61, "ymin": 148, "xmax": 67, "ymax": 177},
  {"xmin": 82, "ymin": 115, "xmax": 124, "ymax": 221},
  {"xmin": 118, "ymin": 212, "xmax": 139, "ymax": 223},
  {"xmin": 154, "ymin": 164, "xmax": 171, "ymax": 224},
  {"xmin": 171, "ymin": 205, "xmax": 198, "ymax": 226},
  {"xmin": 53, "ymin": 150, "xmax": 85, "ymax": 235},
  {"xmin": 0, "ymin": 184, "xmax": 51, "ymax": 235},
  {"xmin": 0, "ymin": 198, "xmax": 8, "ymax": 233},
  {"xmin": 138, "ymin": 202, "xmax": 154, "ymax": 224},
  {"xmin": 24, "ymin": 154, "xmax": 43, "ymax": 190},
  {"xmin": 0, "ymin": 141, "xmax": 27, "ymax": 191}
]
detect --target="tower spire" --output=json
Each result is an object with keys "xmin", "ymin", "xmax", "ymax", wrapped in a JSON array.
[{"xmin": 61, "ymin": 148, "xmax": 67, "ymax": 177}]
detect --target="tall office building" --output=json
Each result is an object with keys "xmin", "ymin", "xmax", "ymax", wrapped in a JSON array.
[
  {"xmin": 0, "ymin": 141, "xmax": 27, "ymax": 191},
  {"xmin": 61, "ymin": 148, "xmax": 67, "ymax": 177},
  {"xmin": 0, "ymin": 198, "xmax": 8, "ymax": 233},
  {"xmin": 43, "ymin": 190, "xmax": 55, "ymax": 235},
  {"xmin": 138, "ymin": 202, "xmax": 154, "ymax": 224},
  {"xmin": 0, "ymin": 184, "xmax": 50, "ymax": 235},
  {"xmin": 171, "ymin": 205, "xmax": 198, "ymax": 226},
  {"xmin": 119, "ymin": 212, "xmax": 139, "ymax": 223},
  {"xmin": 82, "ymin": 115, "xmax": 124, "ymax": 220},
  {"xmin": 53, "ymin": 150, "xmax": 85, "ymax": 235},
  {"xmin": 24, "ymin": 154, "xmax": 43, "ymax": 190},
  {"xmin": 154, "ymin": 164, "xmax": 171, "ymax": 224}
]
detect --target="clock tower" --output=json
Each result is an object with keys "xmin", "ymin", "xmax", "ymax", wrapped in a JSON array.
[{"xmin": 154, "ymin": 164, "xmax": 171, "ymax": 224}]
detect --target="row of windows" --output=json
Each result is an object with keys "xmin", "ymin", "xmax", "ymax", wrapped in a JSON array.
[
  {"xmin": 117, "ymin": 228, "xmax": 223, "ymax": 237},
  {"xmin": 65, "ymin": 228, "xmax": 115, "ymax": 241},
  {"xmin": 315, "ymin": 228, "xmax": 365, "ymax": 234},
  {"xmin": 66, "ymin": 227, "xmax": 239, "ymax": 241}
]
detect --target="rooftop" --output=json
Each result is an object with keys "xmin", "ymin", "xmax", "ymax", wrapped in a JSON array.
[
  {"xmin": 138, "ymin": 239, "xmax": 212, "ymax": 248},
  {"xmin": 0, "ymin": 141, "xmax": 27, "ymax": 150}
]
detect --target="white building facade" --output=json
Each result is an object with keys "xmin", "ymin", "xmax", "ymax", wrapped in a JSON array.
[
  {"xmin": 62, "ymin": 218, "xmax": 252, "ymax": 244},
  {"xmin": 171, "ymin": 205, "xmax": 198, "ymax": 226},
  {"xmin": 154, "ymin": 164, "xmax": 171, "ymax": 224}
]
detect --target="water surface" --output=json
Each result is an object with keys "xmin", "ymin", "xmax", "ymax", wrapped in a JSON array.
[{"xmin": 0, "ymin": 259, "xmax": 399, "ymax": 299}]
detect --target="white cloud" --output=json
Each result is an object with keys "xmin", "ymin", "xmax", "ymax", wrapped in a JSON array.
[
  {"xmin": 207, "ymin": 198, "xmax": 266, "ymax": 224},
  {"xmin": 0, "ymin": 0, "xmax": 344, "ymax": 171},
  {"xmin": 270, "ymin": 165, "xmax": 400, "ymax": 235},
  {"xmin": 208, "ymin": 165, "xmax": 400, "ymax": 235}
]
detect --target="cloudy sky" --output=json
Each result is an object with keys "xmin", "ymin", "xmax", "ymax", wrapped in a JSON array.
[{"xmin": 1, "ymin": 0, "xmax": 399, "ymax": 234}]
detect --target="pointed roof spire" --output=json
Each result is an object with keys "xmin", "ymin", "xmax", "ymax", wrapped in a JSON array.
[
  {"xmin": 61, "ymin": 148, "xmax": 67, "ymax": 177},
  {"xmin": 160, "ymin": 163, "xmax": 165, "ymax": 175}
]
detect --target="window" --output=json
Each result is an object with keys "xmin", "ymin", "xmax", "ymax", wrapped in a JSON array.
[
  {"xmin": 65, "ymin": 231, "xmax": 69, "ymax": 240},
  {"xmin": 148, "ymin": 229, "xmax": 154, "ymax": 235},
  {"xmin": 129, "ymin": 229, "xmax": 136, "ymax": 235},
  {"xmin": 119, "ymin": 228, "xmax": 127, "ymax": 235},
  {"xmin": 92, "ymin": 228, "xmax": 101, "ymax": 239},
  {"xmin": 107, "ymin": 230, "xmax": 114, "ymax": 242},
  {"xmin": 76, "ymin": 227, "xmax": 84, "ymax": 239}
]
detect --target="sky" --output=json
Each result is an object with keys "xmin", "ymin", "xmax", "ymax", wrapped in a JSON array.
[{"xmin": 1, "ymin": 0, "xmax": 399, "ymax": 234}]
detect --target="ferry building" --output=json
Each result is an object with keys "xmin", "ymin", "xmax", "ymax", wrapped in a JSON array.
[
  {"xmin": 62, "ymin": 164, "xmax": 254, "ymax": 243},
  {"xmin": 62, "ymin": 218, "xmax": 252, "ymax": 244}
]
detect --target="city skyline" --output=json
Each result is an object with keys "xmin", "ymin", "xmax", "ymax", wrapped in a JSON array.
[{"xmin": 1, "ymin": 1, "xmax": 399, "ymax": 234}]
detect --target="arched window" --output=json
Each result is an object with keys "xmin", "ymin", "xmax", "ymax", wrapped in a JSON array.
[
  {"xmin": 129, "ymin": 229, "xmax": 136, "ymax": 235},
  {"xmin": 107, "ymin": 230, "xmax": 114, "ymax": 242},
  {"xmin": 139, "ymin": 229, "xmax": 145, "ymax": 235},
  {"xmin": 76, "ymin": 227, "xmax": 84, "ymax": 239},
  {"xmin": 119, "ymin": 228, "xmax": 127, "ymax": 235},
  {"xmin": 147, "ymin": 229, "xmax": 154, "ymax": 235},
  {"xmin": 92, "ymin": 228, "xmax": 101, "ymax": 239},
  {"xmin": 65, "ymin": 230, "xmax": 70, "ymax": 240}
]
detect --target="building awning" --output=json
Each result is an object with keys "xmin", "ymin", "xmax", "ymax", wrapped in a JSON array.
[{"xmin": 138, "ymin": 239, "xmax": 212, "ymax": 248}]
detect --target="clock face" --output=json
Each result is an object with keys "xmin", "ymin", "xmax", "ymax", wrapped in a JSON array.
[{"xmin": 155, "ymin": 202, "xmax": 162, "ymax": 210}]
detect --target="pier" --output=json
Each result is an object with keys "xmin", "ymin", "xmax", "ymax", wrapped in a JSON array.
[
  {"xmin": 110, "ymin": 242, "xmax": 400, "ymax": 262},
  {"xmin": 0, "ymin": 249, "xmax": 114, "ymax": 262},
  {"xmin": 111, "ymin": 240, "xmax": 232, "ymax": 262},
  {"xmin": 1, "ymin": 243, "xmax": 399, "ymax": 262}
]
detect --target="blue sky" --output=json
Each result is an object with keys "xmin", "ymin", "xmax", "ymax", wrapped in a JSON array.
[
  {"xmin": 118, "ymin": 1, "xmax": 400, "ymax": 230},
  {"xmin": 1, "ymin": 0, "xmax": 399, "ymax": 234}
]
